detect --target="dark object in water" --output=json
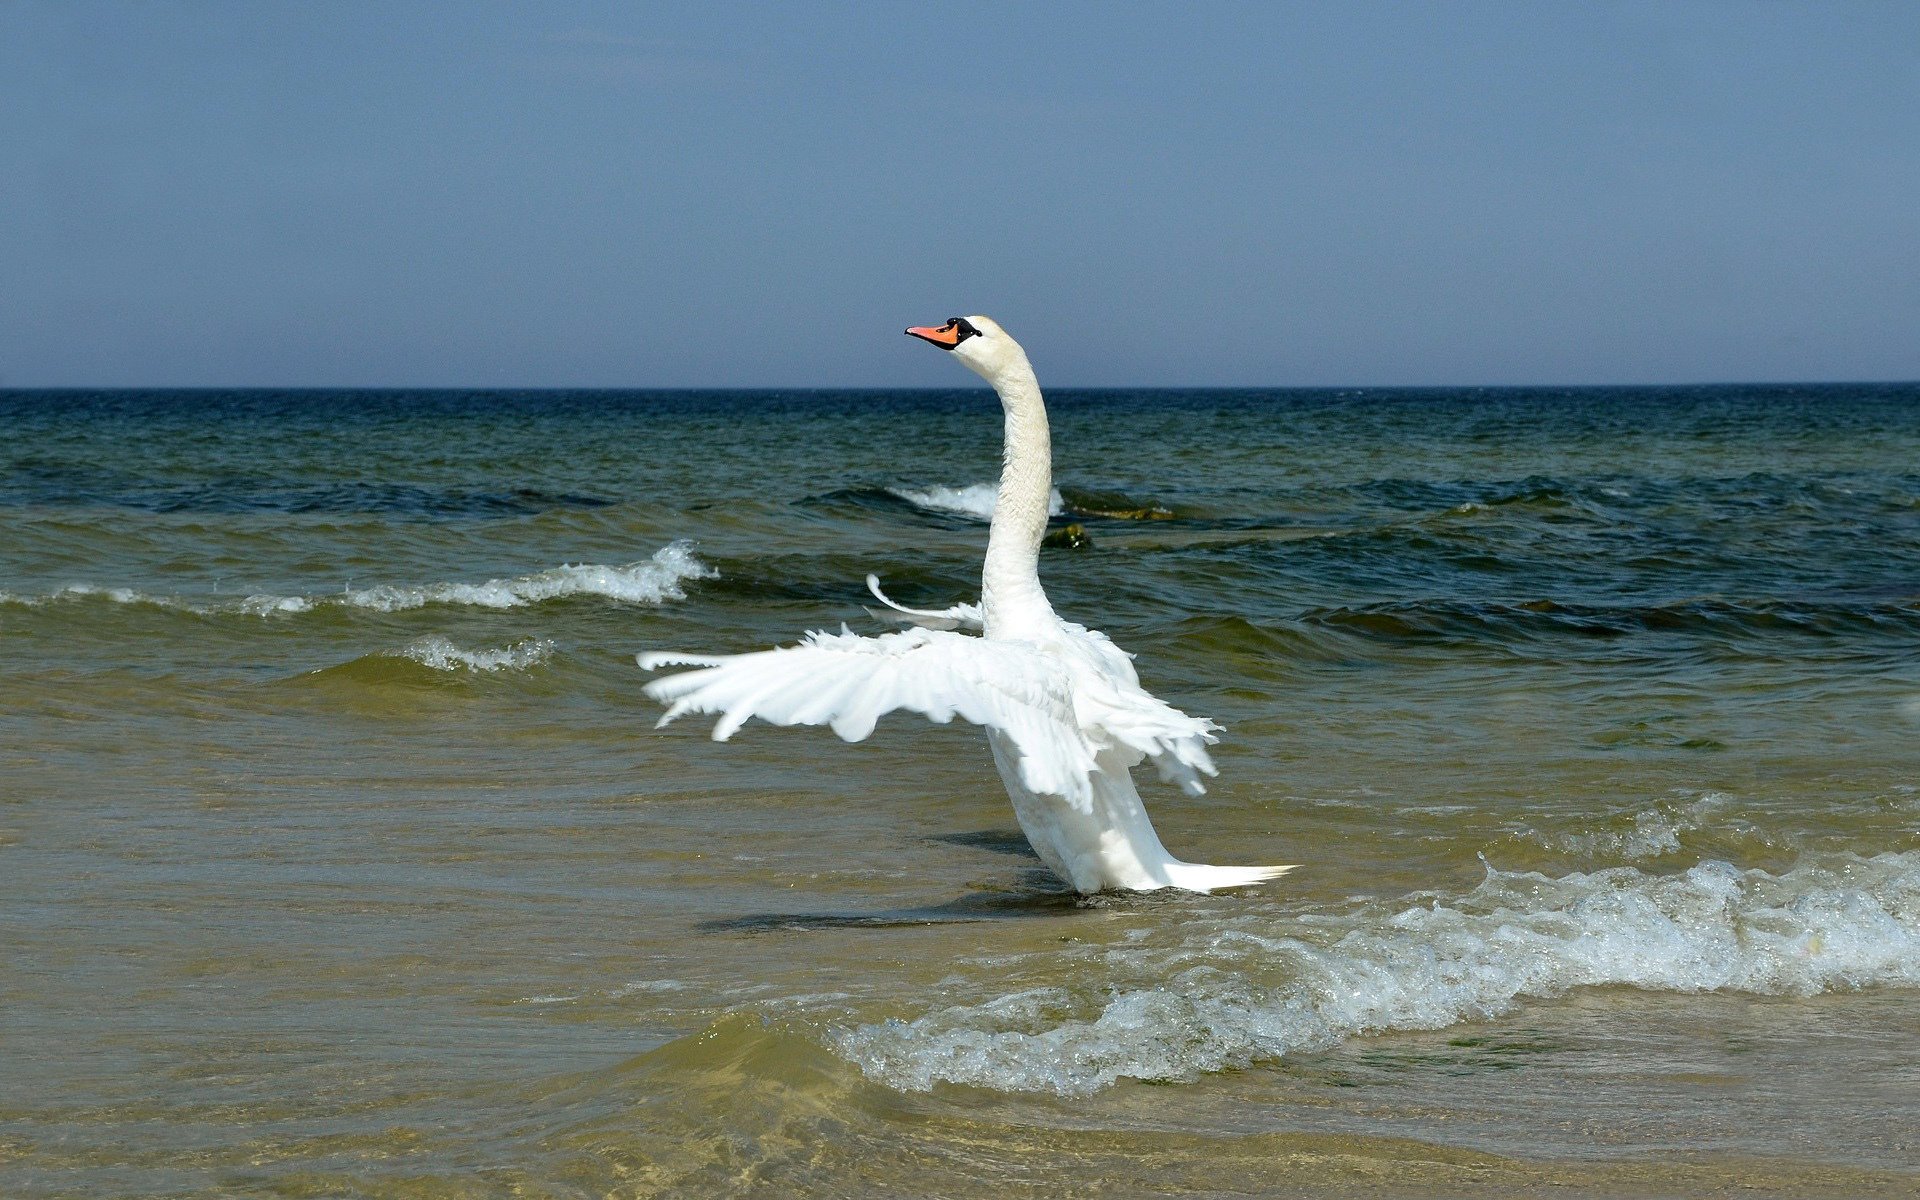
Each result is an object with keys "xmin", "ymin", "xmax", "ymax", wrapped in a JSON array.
[
  {"xmin": 1043, "ymin": 523, "xmax": 1092, "ymax": 549},
  {"xmin": 1063, "ymin": 488, "xmax": 1177, "ymax": 520}
]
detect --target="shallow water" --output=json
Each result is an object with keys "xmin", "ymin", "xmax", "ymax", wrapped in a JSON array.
[{"xmin": 3, "ymin": 385, "xmax": 1918, "ymax": 1196}]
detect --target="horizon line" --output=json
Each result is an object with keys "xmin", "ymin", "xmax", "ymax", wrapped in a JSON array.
[{"xmin": 4, "ymin": 377, "xmax": 1918, "ymax": 394}]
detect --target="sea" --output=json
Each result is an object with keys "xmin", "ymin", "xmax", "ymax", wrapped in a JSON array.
[{"xmin": 3, "ymin": 384, "xmax": 1918, "ymax": 1197}]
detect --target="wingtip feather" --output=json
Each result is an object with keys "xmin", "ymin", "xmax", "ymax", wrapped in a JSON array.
[{"xmin": 637, "ymin": 650, "xmax": 727, "ymax": 671}]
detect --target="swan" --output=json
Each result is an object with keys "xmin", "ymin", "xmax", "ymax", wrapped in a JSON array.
[{"xmin": 637, "ymin": 316, "xmax": 1292, "ymax": 894}]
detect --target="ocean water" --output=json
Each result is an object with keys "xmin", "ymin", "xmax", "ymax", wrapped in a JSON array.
[{"xmin": 3, "ymin": 385, "xmax": 1918, "ymax": 1196}]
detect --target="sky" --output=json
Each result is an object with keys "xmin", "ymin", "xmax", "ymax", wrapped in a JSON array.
[{"xmin": 2, "ymin": 2, "xmax": 1917, "ymax": 388}]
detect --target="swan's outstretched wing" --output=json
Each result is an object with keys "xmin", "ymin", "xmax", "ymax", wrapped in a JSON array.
[
  {"xmin": 1056, "ymin": 621, "xmax": 1221, "ymax": 798},
  {"xmin": 638, "ymin": 627, "xmax": 1099, "ymax": 805},
  {"xmin": 1076, "ymin": 678, "xmax": 1220, "ymax": 797}
]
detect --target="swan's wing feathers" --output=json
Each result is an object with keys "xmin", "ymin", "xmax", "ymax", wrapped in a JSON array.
[
  {"xmin": 1054, "ymin": 619, "xmax": 1140, "ymax": 684},
  {"xmin": 1054, "ymin": 620, "xmax": 1220, "ymax": 797},
  {"xmin": 1084, "ymin": 685, "xmax": 1221, "ymax": 797},
  {"xmin": 635, "ymin": 650, "xmax": 729, "ymax": 670},
  {"xmin": 639, "ymin": 627, "xmax": 1099, "ymax": 807}
]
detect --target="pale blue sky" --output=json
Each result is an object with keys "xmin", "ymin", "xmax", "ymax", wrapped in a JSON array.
[{"xmin": 3, "ymin": 2, "xmax": 1916, "ymax": 387}]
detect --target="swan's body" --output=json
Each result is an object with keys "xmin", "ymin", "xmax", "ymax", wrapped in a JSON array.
[{"xmin": 638, "ymin": 316, "xmax": 1291, "ymax": 894}]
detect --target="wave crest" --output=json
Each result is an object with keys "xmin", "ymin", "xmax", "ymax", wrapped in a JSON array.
[
  {"xmin": 322, "ymin": 543, "xmax": 713, "ymax": 612},
  {"xmin": 884, "ymin": 482, "xmax": 1065, "ymax": 521},
  {"xmin": 0, "ymin": 541, "xmax": 713, "ymax": 616},
  {"xmin": 398, "ymin": 636, "xmax": 554, "ymax": 672},
  {"xmin": 832, "ymin": 851, "xmax": 1920, "ymax": 1095}
]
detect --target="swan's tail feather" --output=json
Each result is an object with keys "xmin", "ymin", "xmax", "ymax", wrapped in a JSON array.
[{"xmin": 1162, "ymin": 861, "xmax": 1295, "ymax": 894}]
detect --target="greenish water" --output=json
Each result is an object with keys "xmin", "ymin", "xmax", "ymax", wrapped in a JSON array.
[{"xmin": 3, "ymin": 385, "xmax": 1918, "ymax": 1196}]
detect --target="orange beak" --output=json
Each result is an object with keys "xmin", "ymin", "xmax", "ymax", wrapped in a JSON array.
[{"xmin": 905, "ymin": 321, "xmax": 962, "ymax": 348}]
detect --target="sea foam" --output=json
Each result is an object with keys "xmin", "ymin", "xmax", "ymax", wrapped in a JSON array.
[
  {"xmin": 2, "ymin": 541, "xmax": 713, "ymax": 616},
  {"xmin": 399, "ymin": 636, "xmax": 555, "ymax": 672},
  {"xmin": 832, "ymin": 851, "xmax": 1920, "ymax": 1095},
  {"xmin": 323, "ymin": 542, "xmax": 713, "ymax": 612},
  {"xmin": 887, "ymin": 482, "xmax": 1064, "ymax": 521}
]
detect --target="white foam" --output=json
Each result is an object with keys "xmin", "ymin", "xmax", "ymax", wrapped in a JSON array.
[
  {"xmin": 0, "ymin": 541, "xmax": 713, "ymax": 616},
  {"xmin": 21, "ymin": 583, "xmax": 189, "ymax": 609},
  {"xmin": 399, "ymin": 636, "xmax": 554, "ymax": 672},
  {"xmin": 888, "ymin": 482, "xmax": 1064, "ymax": 521},
  {"xmin": 339, "ymin": 544, "xmax": 713, "ymax": 612},
  {"xmin": 832, "ymin": 851, "xmax": 1920, "ymax": 1095},
  {"xmin": 241, "ymin": 593, "xmax": 314, "ymax": 615}
]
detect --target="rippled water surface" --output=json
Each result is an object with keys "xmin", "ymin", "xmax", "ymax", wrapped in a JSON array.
[{"xmin": 4, "ymin": 386, "xmax": 1919, "ymax": 1196}]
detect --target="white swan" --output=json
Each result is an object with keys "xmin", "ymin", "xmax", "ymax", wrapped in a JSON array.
[{"xmin": 637, "ymin": 316, "xmax": 1292, "ymax": 894}]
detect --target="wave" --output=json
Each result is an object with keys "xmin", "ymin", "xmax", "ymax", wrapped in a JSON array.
[
  {"xmin": 307, "ymin": 543, "xmax": 712, "ymax": 612},
  {"xmin": 1539, "ymin": 796, "xmax": 1720, "ymax": 859},
  {"xmin": 1504, "ymin": 792, "xmax": 1812, "ymax": 864},
  {"xmin": 830, "ymin": 850, "xmax": 1920, "ymax": 1095},
  {"xmin": 0, "ymin": 540, "xmax": 713, "ymax": 616},
  {"xmin": 1056, "ymin": 487, "xmax": 1179, "ymax": 521},
  {"xmin": 884, "ymin": 482, "xmax": 1065, "ymax": 521},
  {"xmin": 876, "ymin": 482, "xmax": 1189, "ymax": 523},
  {"xmin": 1146, "ymin": 599, "xmax": 1920, "ymax": 678},
  {"xmin": 294, "ymin": 637, "xmax": 558, "ymax": 689},
  {"xmin": 398, "ymin": 636, "xmax": 554, "ymax": 672},
  {"xmin": 1288, "ymin": 596, "xmax": 1920, "ymax": 645},
  {"xmin": 0, "ymin": 463, "xmax": 617, "ymax": 516}
]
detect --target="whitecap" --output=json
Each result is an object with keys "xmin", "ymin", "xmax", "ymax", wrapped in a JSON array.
[
  {"xmin": 0, "ymin": 540, "xmax": 713, "ymax": 616},
  {"xmin": 1, "ymin": 583, "xmax": 189, "ymax": 610},
  {"xmin": 831, "ymin": 851, "xmax": 1920, "ymax": 1095},
  {"xmin": 399, "ymin": 636, "xmax": 555, "ymax": 672},
  {"xmin": 240, "ymin": 593, "xmax": 314, "ymax": 615},
  {"xmin": 335, "ymin": 541, "xmax": 714, "ymax": 612},
  {"xmin": 887, "ymin": 482, "xmax": 1064, "ymax": 521}
]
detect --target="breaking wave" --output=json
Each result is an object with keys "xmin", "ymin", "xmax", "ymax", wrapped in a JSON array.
[
  {"xmin": 398, "ymin": 636, "xmax": 554, "ymax": 672},
  {"xmin": 0, "ymin": 540, "xmax": 713, "ymax": 616},
  {"xmin": 305, "ymin": 542, "xmax": 713, "ymax": 612},
  {"xmin": 885, "ymin": 482, "xmax": 1064, "ymax": 521},
  {"xmin": 831, "ymin": 851, "xmax": 1920, "ymax": 1095}
]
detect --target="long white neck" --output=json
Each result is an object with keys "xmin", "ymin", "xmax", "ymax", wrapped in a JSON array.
[{"xmin": 981, "ymin": 353, "xmax": 1056, "ymax": 637}]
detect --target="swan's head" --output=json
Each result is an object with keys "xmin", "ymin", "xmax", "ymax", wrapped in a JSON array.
[{"xmin": 905, "ymin": 315, "xmax": 1027, "ymax": 385}]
